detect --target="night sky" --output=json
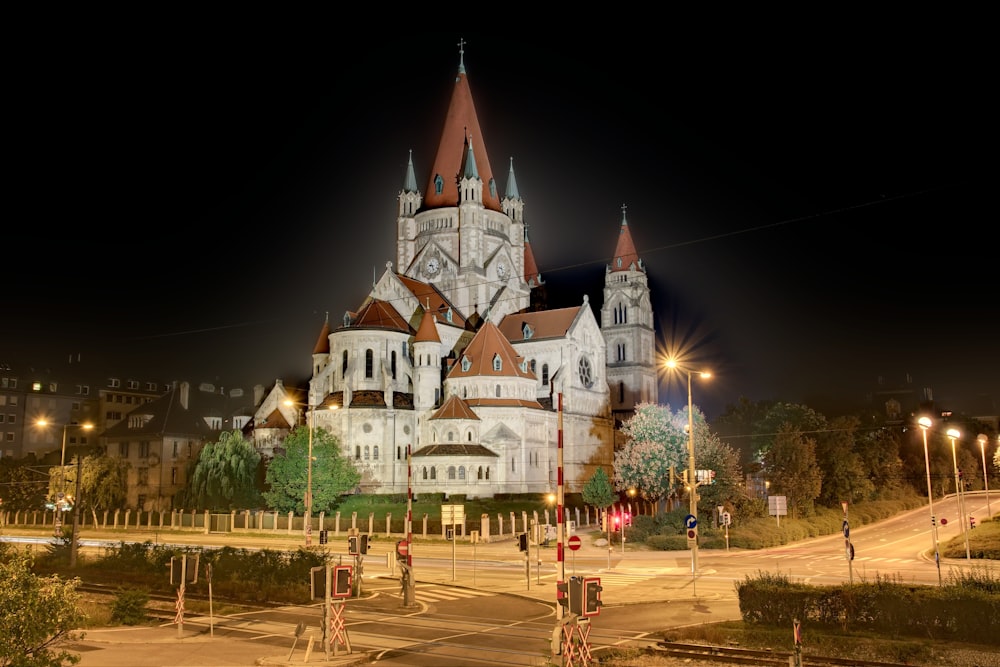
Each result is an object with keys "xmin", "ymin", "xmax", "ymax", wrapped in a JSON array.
[{"xmin": 7, "ymin": 33, "xmax": 995, "ymax": 421}]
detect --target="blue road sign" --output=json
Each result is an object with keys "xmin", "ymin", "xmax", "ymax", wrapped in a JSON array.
[
  {"xmin": 684, "ymin": 514, "xmax": 698, "ymax": 529},
  {"xmin": 842, "ymin": 520, "xmax": 849, "ymax": 538}
]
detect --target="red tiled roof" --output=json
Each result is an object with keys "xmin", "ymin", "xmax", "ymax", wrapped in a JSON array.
[
  {"xmin": 351, "ymin": 299, "xmax": 413, "ymax": 333},
  {"xmin": 411, "ymin": 443, "xmax": 498, "ymax": 457},
  {"xmin": 610, "ymin": 211, "xmax": 643, "ymax": 273},
  {"xmin": 430, "ymin": 394, "xmax": 480, "ymax": 420},
  {"xmin": 415, "ymin": 310, "xmax": 442, "ymax": 344},
  {"xmin": 497, "ymin": 306, "xmax": 582, "ymax": 342},
  {"xmin": 313, "ymin": 313, "xmax": 331, "ymax": 354},
  {"xmin": 448, "ymin": 320, "xmax": 533, "ymax": 380},
  {"xmin": 422, "ymin": 62, "xmax": 500, "ymax": 213},
  {"xmin": 397, "ymin": 275, "xmax": 468, "ymax": 329}
]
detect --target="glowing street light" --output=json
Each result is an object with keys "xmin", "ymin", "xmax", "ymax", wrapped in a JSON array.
[
  {"xmin": 978, "ymin": 434, "xmax": 992, "ymax": 520},
  {"xmin": 35, "ymin": 420, "xmax": 93, "ymax": 544},
  {"xmin": 917, "ymin": 417, "xmax": 942, "ymax": 584},
  {"xmin": 946, "ymin": 428, "xmax": 971, "ymax": 560},
  {"xmin": 665, "ymin": 359, "xmax": 711, "ymax": 576}
]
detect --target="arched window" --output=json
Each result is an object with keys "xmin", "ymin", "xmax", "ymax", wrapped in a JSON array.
[
  {"xmin": 422, "ymin": 467, "xmax": 428, "ymax": 480},
  {"xmin": 448, "ymin": 466, "xmax": 456, "ymax": 480},
  {"xmin": 458, "ymin": 466, "xmax": 466, "ymax": 480},
  {"xmin": 495, "ymin": 385, "xmax": 501, "ymax": 398},
  {"xmin": 619, "ymin": 381, "xmax": 625, "ymax": 403},
  {"xmin": 448, "ymin": 431, "xmax": 454, "ymax": 442},
  {"xmin": 430, "ymin": 467, "xmax": 437, "ymax": 480},
  {"xmin": 373, "ymin": 445, "xmax": 379, "ymax": 460},
  {"xmin": 542, "ymin": 364, "xmax": 549, "ymax": 386},
  {"xmin": 354, "ymin": 445, "xmax": 361, "ymax": 460},
  {"xmin": 365, "ymin": 349, "xmax": 374, "ymax": 378},
  {"xmin": 434, "ymin": 174, "xmax": 444, "ymax": 194},
  {"xmin": 477, "ymin": 466, "xmax": 484, "ymax": 480},
  {"xmin": 342, "ymin": 350, "xmax": 348, "ymax": 378},
  {"xmin": 467, "ymin": 431, "xmax": 473, "ymax": 441},
  {"xmin": 391, "ymin": 351, "xmax": 397, "ymax": 380},
  {"xmin": 364, "ymin": 446, "xmax": 370, "ymax": 460},
  {"xmin": 485, "ymin": 467, "xmax": 490, "ymax": 480}
]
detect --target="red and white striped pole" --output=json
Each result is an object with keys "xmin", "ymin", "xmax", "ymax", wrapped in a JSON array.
[
  {"xmin": 556, "ymin": 393, "xmax": 565, "ymax": 619},
  {"xmin": 406, "ymin": 444, "xmax": 413, "ymax": 568}
]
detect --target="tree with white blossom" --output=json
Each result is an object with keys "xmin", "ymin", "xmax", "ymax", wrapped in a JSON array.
[{"xmin": 614, "ymin": 402, "xmax": 689, "ymax": 503}]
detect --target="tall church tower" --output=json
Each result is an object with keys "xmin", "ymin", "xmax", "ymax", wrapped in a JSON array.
[
  {"xmin": 396, "ymin": 41, "xmax": 529, "ymax": 323},
  {"xmin": 601, "ymin": 205, "xmax": 657, "ymax": 433}
]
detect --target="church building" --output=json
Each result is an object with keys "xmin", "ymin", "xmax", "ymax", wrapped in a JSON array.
[{"xmin": 302, "ymin": 45, "xmax": 658, "ymax": 497}]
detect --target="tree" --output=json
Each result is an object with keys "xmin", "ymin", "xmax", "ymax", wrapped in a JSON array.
[
  {"xmin": 692, "ymin": 429, "xmax": 743, "ymax": 515},
  {"xmin": 582, "ymin": 467, "xmax": 615, "ymax": 513},
  {"xmin": 855, "ymin": 424, "xmax": 904, "ymax": 500},
  {"xmin": 614, "ymin": 402, "xmax": 687, "ymax": 502},
  {"xmin": 762, "ymin": 423, "xmax": 822, "ymax": 518},
  {"xmin": 263, "ymin": 426, "xmax": 360, "ymax": 514},
  {"xmin": 182, "ymin": 431, "xmax": 263, "ymax": 510},
  {"xmin": 80, "ymin": 455, "xmax": 129, "ymax": 512},
  {"xmin": 0, "ymin": 546, "xmax": 86, "ymax": 667},
  {"xmin": 815, "ymin": 415, "xmax": 873, "ymax": 507},
  {"xmin": 752, "ymin": 402, "xmax": 827, "ymax": 464},
  {"xmin": 0, "ymin": 455, "xmax": 48, "ymax": 512}
]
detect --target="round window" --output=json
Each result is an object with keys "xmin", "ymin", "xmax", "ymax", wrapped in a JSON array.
[{"xmin": 578, "ymin": 356, "xmax": 594, "ymax": 388}]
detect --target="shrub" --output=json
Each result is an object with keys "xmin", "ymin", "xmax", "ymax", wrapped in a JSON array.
[{"xmin": 111, "ymin": 588, "xmax": 150, "ymax": 625}]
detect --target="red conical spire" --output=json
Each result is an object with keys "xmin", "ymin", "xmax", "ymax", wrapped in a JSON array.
[
  {"xmin": 423, "ymin": 40, "xmax": 500, "ymax": 212},
  {"xmin": 610, "ymin": 204, "xmax": 642, "ymax": 273}
]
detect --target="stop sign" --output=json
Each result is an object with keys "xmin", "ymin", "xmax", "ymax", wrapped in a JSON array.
[{"xmin": 567, "ymin": 535, "xmax": 582, "ymax": 551}]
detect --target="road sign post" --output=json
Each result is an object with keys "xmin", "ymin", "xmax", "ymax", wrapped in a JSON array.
[{"xmin": 567, "ymin": 534, "xmax": 581, "ymax": 574}]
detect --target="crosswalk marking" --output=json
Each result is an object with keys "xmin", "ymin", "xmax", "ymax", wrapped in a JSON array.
[{"xmin": 415, "ymin": 585, "xmax": 497, "ymax": 602}]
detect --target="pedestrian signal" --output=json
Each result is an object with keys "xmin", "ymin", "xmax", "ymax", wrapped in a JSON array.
[
  {"xmin": 518, "ymin": 532, "xmax": 528, "ymax": 552},
  {"xmin": 348, "ymin": 535, "xmax": 359, "ymax": 555}
]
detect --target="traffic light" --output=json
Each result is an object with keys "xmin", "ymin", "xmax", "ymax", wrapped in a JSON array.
[
  {"xmin": 518, "ymin": 532, "xmax": 528, "ymax": 552},
  {"xmin": 348, "ymin": 535, "xmax": 359, "ymax": 555},
  {"xmin": 583, "ymin": 577, "xmax": 602, "ymax": 617},
  {"xmin": 359, "ymin": 534, "xmax": 369, "ymax": 554},
  {"xmin": 623, "ymin": 512, "xmax": 632, "ymax": 527},
  {"xmin": 611, "ymin": 514, "xmax": 621, "ymax": 531}
]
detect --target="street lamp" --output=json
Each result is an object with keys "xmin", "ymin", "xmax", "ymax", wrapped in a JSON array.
[
  {"xmin": 946, "ymin": 428, "xmax": 971, "ymax": 560},
  {"xmin": 917, "ymin": 417, "xmax": 942, "ymax": 584},
  {"xmin": 978, "ymin": 434, "xmax": 992, "ymax": 520},
  {"xmin": 286, "ymin": 398, "xmax": 338, "ymax": 547},
  {"xmin": 665, "ymin": 359, "xmax": 711, "ymax": 575},
  {"xmin": 35, "ymin": 420, "xmax": 93, "ymax": 546}
]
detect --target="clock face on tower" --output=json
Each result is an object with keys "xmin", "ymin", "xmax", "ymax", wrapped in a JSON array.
[
  {"xmin": 497, "ymin": 262, "xmax": 507, "ymax": 279},
  {"xmin": 425, "ymin": 258, "xmax": 440, "ymax": 276}
]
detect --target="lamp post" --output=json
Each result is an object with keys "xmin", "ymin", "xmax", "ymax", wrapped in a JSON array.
[
  {"xmin": 978, "ymin": 434, "xmax": 992, "ymax": 520},
  {"xmin": 917, "ymin": 417, "xmax": 941, "ymax": 584},
  {"xmin": 665, "ymin": 359, "xmax": 711, "ymax": 576},
  {"xmin": 35, "ymin": 420, "xmax": 93, "ymax": 548},
  {"xmin": 305, "ymin": 403, "xmax": 314, "ymax": 547},
  {"xmin": 946, "ymin": 428, "xmax": 971, "ymax": 560}
]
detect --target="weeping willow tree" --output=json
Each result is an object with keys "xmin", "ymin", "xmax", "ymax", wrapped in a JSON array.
[{"xmin": 181, "ymin": 430, "xmax": 263, "ymax": 511}]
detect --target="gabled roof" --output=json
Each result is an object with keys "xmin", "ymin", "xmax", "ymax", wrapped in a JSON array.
[
  {"xmin": 257, "ymin": 408, "xmax": 293, "ymax": 430},
  {"xmin": 101, "ymin": 383, "xmax": 241, "ymax": 439},
  {"xmin": 422, "ymin": 46, "xmax": 500, "ymax": 213},
  {"xmin": 448, "ymin": 320, "xmax": 533, "ymax": 380},
  {"xmin": 430, "ymin": 394, "xmax": 480, "ymax": 420},
  {"xmin": 497, "ymin": 306, "xmax": 583, "ymax": 342}
]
